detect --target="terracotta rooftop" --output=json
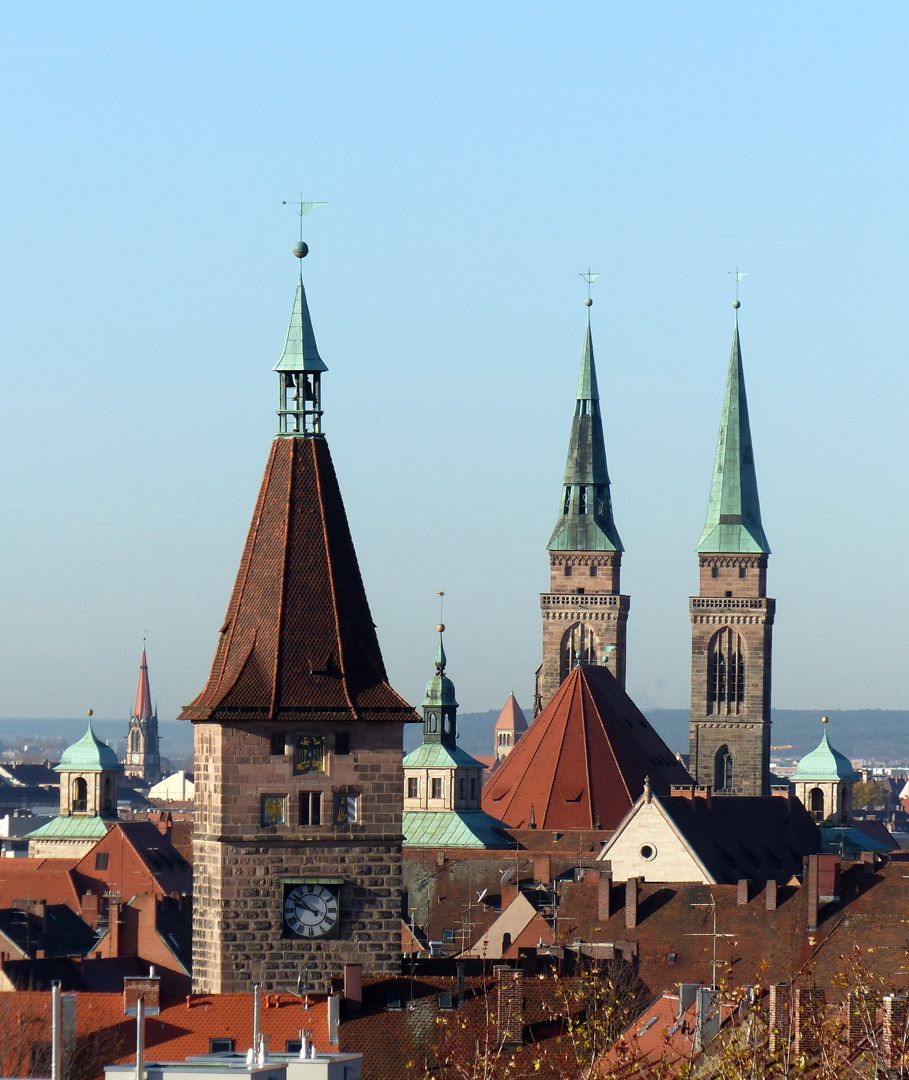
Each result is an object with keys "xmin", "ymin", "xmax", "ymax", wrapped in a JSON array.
[
  {"xmin": 0, "ymin": 857, "xmax": 81, "ymax": 910},
  {"xmin": 179, "ymin": 436, "xmax": 416, "ymax": 725},
  {"xmin": 494, "ymin": 693, "xmax": 527, "ymax": 732},
  {"xmin": 481, "ymin": 665, "xmax": 691, "ymax": 831}
]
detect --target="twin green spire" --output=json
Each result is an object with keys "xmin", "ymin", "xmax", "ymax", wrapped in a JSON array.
[
  {"xmin": 548, "ymin": 311, "xmax": 623, "ymax": 552},
  {"xmin": 697, "ymin": 307, "xmax": 770, "ymax": 554}
]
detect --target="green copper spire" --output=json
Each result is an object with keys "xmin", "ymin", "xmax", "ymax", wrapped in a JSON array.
[
  {"xmin": 548, "ymin": 305, "xmax": 623, "ymax": 552},
  {"xmin": 275, "ymin": 244, "xmax": 327, "ymax": 437},
  {"xmin": 697, "ymin": 305, "xmax": 770, "ymax": 554},
  {"xmin": 421, "ymin": 623, "xmax": 458, "ymax": 748}
]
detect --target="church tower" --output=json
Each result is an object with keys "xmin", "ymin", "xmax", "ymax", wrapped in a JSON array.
[
  {"xmin": 179, "ymin": 238, "xmax": 417, "ymax": 993},
  {"xmin": 689, "ymin": 300, "xmax": 774, "ymax": 796},
  {"xmin": 536, "ymin": 295, "xmax": 628, "ymax": 715},
  {"xmin": 124, "ymin": 646, "xmax": 161, "ymax": 783}
]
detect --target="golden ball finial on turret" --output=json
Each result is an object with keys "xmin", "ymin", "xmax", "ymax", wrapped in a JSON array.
[
  {"xmin": 820, "ymin": 715, "xmax": 829, "ymax": 724},
  {"xmin": 437, "ymin": 623, "xmax": 445, "ymax": 634}
]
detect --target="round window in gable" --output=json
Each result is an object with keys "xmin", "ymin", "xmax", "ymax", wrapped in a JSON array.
[{"xmin": 639, "ymin": 844, "xmax": 657, "ymax": 861}]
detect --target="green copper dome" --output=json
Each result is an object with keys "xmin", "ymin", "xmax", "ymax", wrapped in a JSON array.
[
  {"xmin": 422, "ymin": 630, "xmax": 458, "ymax": 708},
  {"xmin": 792, "ymin": 730, "xmax": 859, "ymax": 783},
  {"xmin": 55, "ymin": 719, "xmax": 122, "ymax": 774}
]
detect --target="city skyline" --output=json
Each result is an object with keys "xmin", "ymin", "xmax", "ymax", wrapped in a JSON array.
[{"xmin": 2, "ymin": 3, "xmax": 907, "ymax": 719}]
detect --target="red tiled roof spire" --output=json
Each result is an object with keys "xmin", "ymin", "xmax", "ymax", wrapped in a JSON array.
[
  {"xmin": 179, "ymin": 247, "xmax": 415, "ymax": 727},
  {"xmin": 481, "ymin": 665, "xmax": 691, "ymax": 831},
  {"xmin": 133, "ymin": 647, "xmax": 154, "ymax": 721},
  {"xmin": 494, "ymin": 693, "xmax": 527, "ymax": 733}
]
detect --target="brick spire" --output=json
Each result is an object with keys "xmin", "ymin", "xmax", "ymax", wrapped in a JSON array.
[
  {"xmin": 133, "ymin": 647, "xmax": 154, "ymax": 721},
  {"xmin": 548, "ymin": 309, "xmax": 622, "ymax": 553},
  {"xmin": 179, "ymin": 253, "xmax": 414, "ymax": 727}
]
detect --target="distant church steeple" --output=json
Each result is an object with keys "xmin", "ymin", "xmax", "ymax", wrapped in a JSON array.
[
  {"xmin": 689, "ymin": 300, "xmax": 775, "ymax": 796},
  {"xmin": 535, "ymin": 285, "xmax": 629, "ymax": 714},
  {"xmin": 124, "ymin": 645, "xmax": 162, "ymax": 784}
]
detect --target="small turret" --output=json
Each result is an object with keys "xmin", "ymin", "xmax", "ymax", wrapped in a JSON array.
[
  {"xmin": 275, "ymin": 243, "xmax": 328, "ymax": 437},
  {"xmin": 421, "ymin": 624, "xmax": 458, "ymax": 747}
]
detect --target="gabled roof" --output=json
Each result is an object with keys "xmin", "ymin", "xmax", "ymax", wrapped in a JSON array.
[
  {"xmin": 652, "ymin": 792, "xmax": 820, "ymax": 883},
  {"xmin": 494, "ymin": 693, "xmax": 527, "ymax": 733},
  {"xmin": 481, "ymin": 665, "xmax": 691, "ymax": 831},
  {"xmin": 698, "ymin": 314, "xmax": 770, "ymax": 554},
  {"xmin": 0, "ymin": 857, "xmax": 81, "ymax": 910},
  {"xmin": 73, "ymin": 821, "xmax": 192, "ymax": 899},
  {"xmin": 0, "ymin": 903, "xmax": 96, "ymax": 959},
  {"xmin": 179, "ymin": 436, "xmax": 417, "ymax": 725}
]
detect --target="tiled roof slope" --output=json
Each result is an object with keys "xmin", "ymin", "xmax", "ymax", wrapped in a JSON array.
[
  {"xmin": 494, "ymin": 692, "xmax": 527, "ymax": 732},
  {"xmin": 657, "ymin": 793, "xmax": 820, "ymax": 883},
  {"xmin": 481, "ymin": 665, "xmax": 691, "ymax": 830},
  {"xmin": 180, "ymin": 436, "xmax": 416, "ymax": 724},
  {"xmin": 0, "ymin": 857, "xmax": 81, "ymax": 910}
]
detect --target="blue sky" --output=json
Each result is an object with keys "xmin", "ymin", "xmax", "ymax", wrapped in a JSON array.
[{"xmin": 1, "ymin": 3, "xmax": 907, "ymax": 720}]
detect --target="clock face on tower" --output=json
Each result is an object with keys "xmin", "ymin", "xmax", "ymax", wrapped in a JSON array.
[{"xmin": 282, "ymin": 883, "xmax": 340, "ymax": 939}]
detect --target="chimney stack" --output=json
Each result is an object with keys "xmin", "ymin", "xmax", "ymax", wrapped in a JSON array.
[
  {"xmin": 736, "ymin": 879, "xmax": 749, "ymax": 906},
  {"xmin": 765, "ymin": 879, "xmax": 778, "ymax": 912},
  {"xmin": 768, "ymin": 984, "xmax": 791, "ymax": 1056},
  {"xmin": 883, "ymin": 993, "xmax": 909, "ymax": 1071},
  {"xmin": 793, "ymin": 987, "xmax": 825, "ymax": 1058},
  {"xmin": 625, "ymin": 877, "xmax": 640, "ymax": 930},
  {"xmin": 597, "ymin": 870, "xmax": 613, "ymax": 921},
  {"xmin": 343, "ymin": 964, "xmax": 362, "ymax": 1018},
  {"xmin": 494, "ymin": 966, "xmax": 524, "ymax": 1051}
]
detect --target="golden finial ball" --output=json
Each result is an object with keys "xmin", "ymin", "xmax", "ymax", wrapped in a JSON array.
[
  {"xmin": 584, "ymin": 297, "xmax": 593, "ymax": 307},
  {"xmin": 437, "ymin": 623, "xmax": 445, "ymax": 633},
  {"xmin": 821, "ymin": 715, "xmax": 829, "ymax": 724},
  {"xmin": 86, "ymin": 708, "xmax": 93, "ymax": 718}
]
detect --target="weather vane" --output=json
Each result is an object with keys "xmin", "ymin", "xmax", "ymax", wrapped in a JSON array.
[
  {"xmin": 580, "ymin": 268, "xmax": 600, "ymax": 308},
  {"xmin": 728, "ymin": 267, "xmax": 748, "ymax": 306},
  {"xmin": 282, "ymin": 195, "xmax": 328, "ymax": 243}
]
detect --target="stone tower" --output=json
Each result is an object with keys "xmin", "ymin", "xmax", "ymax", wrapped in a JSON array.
[
  {"xmin": 536, "ymin": 299, "xmax": 628, "ymax": 715},
  {"xmin": 493, "ymin": 693, "xmax": 527, "ymax": 762},
  {"xmin": 179, "ymin": 242, "xmax": 417, "ymax": 994},
  {"xmin": 689, "ymin": 302, "xmax": 774, "ymax": 796},
  {"xmin": 124, "ymin": 646, "xmax": 162, "ymax": 783}
]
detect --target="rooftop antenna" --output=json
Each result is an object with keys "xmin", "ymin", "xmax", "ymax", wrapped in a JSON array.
[{"xmin": 688, "ymin": 894, "xmax": 735, "ymax": 990}]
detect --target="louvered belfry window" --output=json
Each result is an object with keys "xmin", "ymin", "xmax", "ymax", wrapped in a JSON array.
[{"xmin": 707, "ymin": 628, "xmax": 745, "ymax": 714}]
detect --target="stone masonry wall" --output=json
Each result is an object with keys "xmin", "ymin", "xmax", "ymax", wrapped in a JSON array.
[{"xmin": 192, "ymin": 718, "xmax": 404, "ymax": 994}]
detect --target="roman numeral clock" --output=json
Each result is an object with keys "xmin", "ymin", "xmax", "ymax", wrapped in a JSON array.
[{"xmin": 283, "ymin": 881, "xmax": 341, "ymax": 939}]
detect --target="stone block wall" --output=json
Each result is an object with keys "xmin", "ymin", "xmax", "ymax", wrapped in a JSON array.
[{"xmin": 192, "ymin": 717, "xmax": 404, "ymax": 994}]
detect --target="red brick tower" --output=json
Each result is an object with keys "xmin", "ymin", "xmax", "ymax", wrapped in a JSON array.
[
  {"xmin": 535, "ymin": 294, "xmax": 628, "ymax": 715},
  {"xmin": 179, "ymin": 242, "xmax": 417, "ymax": 993},
  {"xmin": 689, "ymin": 301, "xmax": 774, "ymax": 796}
]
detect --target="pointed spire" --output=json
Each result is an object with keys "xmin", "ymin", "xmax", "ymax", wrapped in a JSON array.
[
  {"xmin": 548, "ymin": 299, "xmax": 622, "ymax": 552},
  {"xmin": 133, "ymin": 646, "xmax": 154, "ymax": 722},
  {"xmin": 275, "ymin": 245, "xmax": 327, "ymax": 437},
  {"xmin": 698, "ymin": 304, "xmax": 770, "ymax": 554}
]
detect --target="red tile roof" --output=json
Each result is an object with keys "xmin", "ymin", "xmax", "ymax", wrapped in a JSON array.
[
  {"xmin": 179, "ymin": 437, "xmax": 417, "ymax": 725},
  {"xmin": 0, "ymin": 857, "xmax": 81, "ymax": 911},
  {"xmin": 133, "ymin": 648, "xmax": 154, "ymax": 721},
  {"xmin": 494, "ymin": 693, "xmax": 527, "ymax": 732},
  {"xmin": 481, "ymin": 665, "xmax": 691, "ymax": 831}
]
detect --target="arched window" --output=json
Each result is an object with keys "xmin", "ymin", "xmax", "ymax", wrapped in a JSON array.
[
  {"xmin": 809, "ymin": 787, "xmax": 825, "ymax": 822},
  {"xmin": 559, "ymin": 622, "xmax": 599, "ymax": 683},
  {"xmin": 714, "ymin": 746, "xmax": 734, "ymax": 792},
  {"xmin": 72, "ymin": 777, "xmax": 88, "ymax": 814},
  {"xmin": 130, "ymin": 729, "xmax": 141, "ymax": 755},
  {"xmin": 707, "ymin": 628, "xmax": 746, "ymax": 715}
]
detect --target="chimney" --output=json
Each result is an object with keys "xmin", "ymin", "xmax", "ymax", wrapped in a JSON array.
[
  {"xmin": 327, "ymin": 994, "xmax": 340, "ymax": 1046},
  {"xmin": 805, "ymin": 855, "xmax": 820, "ymax": 933},
  {"xmin": 768, "ymin": 984, "xmax": 791, "ymax": 1056},
  {"xmin": 494, "ymin": 966, "xmax": 524, "ymax": 1050},
  {"xmin": 123, "ymin": 972, "xmax": 161, "ymax": 1016},
  {"xmin": 500, "ymin": 884, "xmax": 519, "ymax": 908},
  {"xmin": 155, "ymin": 811, "xmax": 173, "ymax": 837},
  {"xmin": 793, "ymin": 987, "xmax": 824, "ymax": 1058},
  {"xmin": 736, "ymin": 879, "xmax": 749, "ymax": 906},
  {"xmin": 533, "ymin": 854, "xmax": 551, "ymax": 883},
  {"xmin": 846, "ymin": 988, "xmax": 877, "ymax": 1051},
  {"xmin": 343, "ymin": 964, "xmax": 362, "ymax": 1018},
  {"xmin": 597, "ymin": 871, "xmax": 613, "ymax": 921},
  {"xmin": 765, "ymin": 879, "xmax": 778, "ymax": 912},
  {"xmin": 671, "ymin": 785, "xmax": 695, "ymax": 802},
  {"xmin": 625, "ymin": 877, "xmax": 640, "ymax": 930},
  {"xmin": 81, "ymin": 892, "xmax": 99, "ymax": 928},
  {"xmin": 883, "ymin": 993, "xmax": 909, "ymax": 1071},
  {"xmin": 456, "ymin": 962, "xmax": 465, "ymax": 1005}
]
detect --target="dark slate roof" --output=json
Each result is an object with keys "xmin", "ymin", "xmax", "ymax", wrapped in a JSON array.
[
  {"xmin": 0, "ymin": 903, "xmax": 97, "ymax": 958},
  {"xmin": 481, "ymin": 665, "xmax": 691, "ymax": 830},
  {"xmin": 657, "ymin": 793, "xmax": 820, "ymax": 883},
  {"xmin": 180, "ymin": 436, "xmax": 417, "ymax": 725},
  {"xmin": 0, "ymin": 763, "xmax": 59, "ymax": 787}
]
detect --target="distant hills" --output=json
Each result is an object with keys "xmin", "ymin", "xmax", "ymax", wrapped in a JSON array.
[{"xmin": 2, "ymin": 707, "xmax": 907, "ymax": 769}]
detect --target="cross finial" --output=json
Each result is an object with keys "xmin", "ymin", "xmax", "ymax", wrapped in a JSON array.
[
  {"xmin": 282, "ymin": 195, "xmax": 328, "ymax": 250},
  {"xmin": 728, "ymin": 266, "xmax": 748, "ymax": 308},
  {"xmin": 580, "ymin": 268, "xmax": 600, "ymax": 310}
]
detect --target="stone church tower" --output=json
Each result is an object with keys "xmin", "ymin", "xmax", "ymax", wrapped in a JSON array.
[
  {"xmin": 535, "ymin": 298, "xmax": 628, "ymax": 715},
  {"xmin": 124, "ymin": 646, "xmax": 161, "ymax": 783},
  {"xmin": 179, "ymin": 241, "xmax": 417, "ymax": 993},
  {"xmin": 689, "ymin": 301, "xmax": 774, "ymax": 796}
]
